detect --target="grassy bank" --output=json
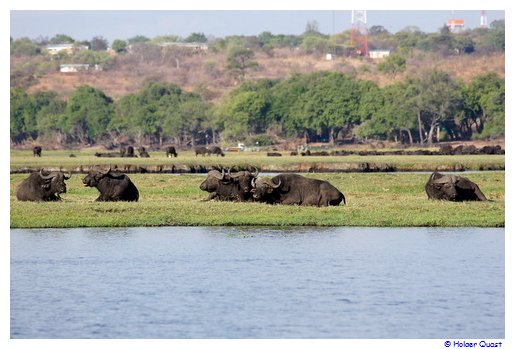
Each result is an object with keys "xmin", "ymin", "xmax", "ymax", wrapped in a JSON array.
[
  {"xmin": 10, "ymin": 172, "xmax": 505, "ymax": 228},
  {"xmin": 10, "ymin": 149, "xmax": 505, "ymax": 172}
]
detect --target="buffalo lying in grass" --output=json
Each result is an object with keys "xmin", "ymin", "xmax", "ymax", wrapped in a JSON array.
[
  {"xmin": 199, "ymin": 166, "xmax": 258, "ymax": 201},
  {"xmin": 16, "ymin": 169, "xmax": 71, "ymax": 201},
  {"xmin": 82, "ymin": 167, "xmax": 139, "ymax": 202},
  {"xmin": 425, "ymin": 172, "xmax": 487, "ymax": 201},
  {"xmin": 251, "ymin": 173, "xmax": 345, "ymax": 207}
]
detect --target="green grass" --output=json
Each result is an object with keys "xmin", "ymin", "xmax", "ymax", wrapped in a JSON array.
[{"xmin": 10, "ymin": 172, "xmax": 505, "ymax": 228}]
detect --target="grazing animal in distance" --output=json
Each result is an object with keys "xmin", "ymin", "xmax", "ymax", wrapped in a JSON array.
[
  {"xmin": 33, "ymin": 146, "xmax": 42, "ymax": 157},
  {"xmin": 166, "ymin": 146, "xmax": 178, "ymax": 158}
]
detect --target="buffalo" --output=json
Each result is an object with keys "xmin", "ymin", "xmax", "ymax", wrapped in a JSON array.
[
  {"xmin": 95, "ymin": 152, "xmax": 121, "ymax": 157},
  {"xmin": 138, "ymin": 146, "xmax": 150, "ymax": 157},
  {"xmin": 16, "ymin": 169, "xmax": 71, "ymax": 201},
  {"xmin": 425, "ymin": 172, "xmax": 487, "ymax": 201},
  {"xmin": 208, "ymin": 145, "xmax": 225, "ymax": 157},
  {"xmin": 199, "ymin": 166, "xmax": 259, "ymax": 201},
  {"xmin": 195, "ymin": 146, "xmax": 209, "ymax": 156},
  {"xmin": 251, "ymin": 173, "xmax": 345, "ymax": 207},
  {"xmin": 166, "ymin": 146, "xmax": 178, "ymax": 158},
  {"xmin": 82, "ymin": 167, "xmax": 139, "ymax": 202},
  {"xmin": 33, "ymin": 146, "xmax": 42, "ymax": 157},
  {"xmin": 120, "ymin": 145, "xmax": 136, "ymax": 157}
]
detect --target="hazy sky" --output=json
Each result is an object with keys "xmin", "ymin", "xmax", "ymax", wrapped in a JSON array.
[{"xmin": 10, "ymin": 10, "xmax": 505, "ymax": 43}]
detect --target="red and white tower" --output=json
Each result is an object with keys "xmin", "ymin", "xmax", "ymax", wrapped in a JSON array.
[
  {"xmin": 351, "ymin": 10, "xmax": 369, "ymax": 56},
  {"xmin": 480, "ymin": 10, "xmax": 488, "ymax": 28}
]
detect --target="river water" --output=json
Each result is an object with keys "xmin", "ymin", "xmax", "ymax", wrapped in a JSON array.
[{"xmin": 10, "ymin": 226, "xmax": 504, "ymax": 339}]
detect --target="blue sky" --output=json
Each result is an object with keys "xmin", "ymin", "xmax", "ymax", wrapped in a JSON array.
[{"xmin": 10, "ymin": 10, "xmax": 505, "ymax": 43}]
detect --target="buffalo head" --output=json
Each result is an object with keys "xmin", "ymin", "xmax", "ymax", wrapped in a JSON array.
[
  {"xmin": 199, "ymin": 169, "xmax": 227, "ymax": 192},
  {"xmin": 39, "ymin": 169, "xmax": 71, "ymax": 196},
  {"xmin": 251, "ymin": 177, "xmax": 281, "ymax": 200}
]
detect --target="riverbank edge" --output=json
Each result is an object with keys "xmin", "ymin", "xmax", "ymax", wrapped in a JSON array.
[{"xmin": 9, "ymin": 161, "xmax": 505, "ymax": 174}]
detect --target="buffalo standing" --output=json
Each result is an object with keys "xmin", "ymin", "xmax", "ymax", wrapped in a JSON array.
[
  {"xmin": 166, "ymin": 146, "xmax": 178, "ymax": 158},
  {"xmin": 33, "ymin": 146, "xmax": 42, "ymax": 157},
  {"xmin": 82, "ymin": 167, "xmax": 139, "ymax": 202},
  {"xmin": 251, "ymin": 173, "xmax": 345, "ymax": 206},
  {"xmin": 16, "ymin": 169, "xmax": 71, "ymax": 201},
  {"xmin": 425, "ymin": 172, "xmax": 487, "ymax": 201}
]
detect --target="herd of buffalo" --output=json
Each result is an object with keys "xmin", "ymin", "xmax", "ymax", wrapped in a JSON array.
[{"xmin": 15, "ymin": 165, "xmax": 488, "ymax": 205}]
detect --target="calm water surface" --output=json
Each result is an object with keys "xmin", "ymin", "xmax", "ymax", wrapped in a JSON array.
[{"xmin": 11, "ymin": 226, "xmax": 504, "ymax": 339}]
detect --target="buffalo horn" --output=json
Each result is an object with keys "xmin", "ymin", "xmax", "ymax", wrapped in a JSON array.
[
  {"xmin": 38, "ymin": 169, "xmax": 56, "ymax": 180},
  {"xmin": 251, "ymin": 177, "xmax": 256, "ymax": 188},
  {"xmin": 270, "ymin": 178, "xmax": 281, "ymax": 188},
  {"xmin": 229, "ymin": 166, "xmax": 241, "ymax": 178},
  {"xmin": 249, "ymin": 165, "xmax": 259, "ymax": 177},
  {"xmin": 212, "ymin": 169, "xmax": 225, "ymax": 180},
  {"xmin": 433, "ymin": 176, "xmax": 451, "ymax": 184},
  {"xmin": 100, "ymin": 165, "xmax": 112, "ymax": 175}
]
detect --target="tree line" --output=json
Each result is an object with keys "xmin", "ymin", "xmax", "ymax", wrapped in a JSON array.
[{"xmin": 10, "ymin": 69, "xmax": 504, "ymax": 147}]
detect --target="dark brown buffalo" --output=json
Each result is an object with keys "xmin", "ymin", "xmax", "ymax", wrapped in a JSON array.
[
  {"xmin": 82, "ymin": 167, "xmax": 139, "ymax": 202},
  {"xmin": 208, "ymin": 145, "xmax": 225, "ymax": 157},
  {"xmin": 251, "ymin": 173, "xmax": 345, "ymax": 206},
  {"xmin": 195, "ymin": 146, "xmax": 209, "ymax": 156},
  {"xmin": 16, "ymin": 169, "xmax": 71, "ymax": 201},
  {"xmin": 95, "ymin": 152, "xmax": 121, "ymax": 157},
  {"xmin": 33, "ymin": 146, "xmax": 42, "ymax": 157},
  {"xmin": 425, "ymin": 172, "xmax": 487, "ymax": 201},
  {"xmin": 199, "ymin": 167, "xmax": 258, "ymax": 201},
  {"xmin": 166, "ymin": 146, "xmax": 178, "ymax": 158}
]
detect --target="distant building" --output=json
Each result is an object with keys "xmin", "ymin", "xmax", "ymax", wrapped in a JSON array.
[
  {"xmin": 158, "ymin": 42, "xmax": 209, "ymax": 51},
  {"xmin": 46, "ymin": 43, "xmax": 88, "ymax": 55},
  {"xmin": 60, "ymin": 64, "xmax": 102, "ymax": 73},
  {"xmin": 447, "ymin": 19, "xmax": 465, "ymax": 33},
  {"xmin": 369, "ymin": 50, "xmax": 391, "ymax": 59}
]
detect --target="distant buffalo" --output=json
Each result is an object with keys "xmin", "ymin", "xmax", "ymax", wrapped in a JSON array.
[
  {"xmin": 120, "ymin": 145, "xmax": 136, "ymax": 157},
  {"xmin": 208, "ymin": 145, "xmax": 225, "ymax": 157},
  {"xmin": 95, "ymin": 152, "xmax": 121, "ymax": 157},
  {"xmin": 33, "ymin": 146, "xmax": 42, "ymax": 157},
  {"xmin": 251, "ymin": 173, "xmax": 345, "ymax": 207},
  {"xmin": 82, "ymin": 167, "xmax": 139, "ymax": 202},
  {"xmin": 16, "ymin": 169, "xmax": 71, "ymax": 201},
  {"xmin": 138, "ymin": 146, "xmax": 150, "ymax": 157},
  {"xmin": 425, "ymin": 172, "xmax": 487, "ymax": 201},
  {"xmin": 166, "ymin": 146, "xmax": 178, "ymax": 158},
  {"xmin": 195, "ymin": 146, "xmax": 209, "ymax": 156}
]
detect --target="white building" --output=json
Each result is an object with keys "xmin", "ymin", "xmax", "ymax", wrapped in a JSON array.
[
  {"xmin": 369, "ymin": 50, "xmax": 391, "ymax": 59},
  {"xmin": 59, "ymin": 64, "xmax": 91, "ymax": 73},
  {"xmin": 46, "ymin": 43, "xmax": 88, "ymax": 55}
]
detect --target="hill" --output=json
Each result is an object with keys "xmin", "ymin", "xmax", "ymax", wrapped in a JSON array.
[{"xmin": 14, "ymin": 48, "xmax": 505, "ymax": 103}]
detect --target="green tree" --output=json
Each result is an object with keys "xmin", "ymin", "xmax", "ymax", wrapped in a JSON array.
[
  {"xmin": 127, "ymin": 35, "xmax": 150, "ymax": 44},
  {"xmin": 64, "ymin": 86, "xmax": 114, "ymax": 144},
  {"xmin": 185, "ymin": 32, "xmax": 208, "ymax": 43},
  {"xmin": 377, "ymin": 53, "xmax": 406, "ymax": 75},
  {"xmin": 111, "ymin": 39, "xmax": 128, "ymax": 53},
  {"xmin": 91, "ymin": 36, "xmax": 108, "ymax": 51},
  {"xmin": 10, "ymin": 37, "xmax": 41, "ymax": 56},
  {"xmin": 415, "ymin": 70, "xmax": 463, "ymax": 144},
  {"xmin": 226, "ymin": 47, "xmax": 258, "ymax": 82},
  {"xmin": 464, "ymin": 73, "xmax": 505, "ymax": 139},
  {"xmin": 49, "ymin": 34, "xmax": 75, "ymax": 44}
]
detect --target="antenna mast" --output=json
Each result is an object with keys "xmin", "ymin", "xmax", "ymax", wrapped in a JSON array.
[
  {"xmin": 351, "ymin": 10, "xmax": 368, "ymax": 57},
  {"xmin": 480, "ymin": 10, "xmax": 488, "ymax": 28}
]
